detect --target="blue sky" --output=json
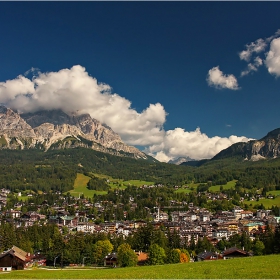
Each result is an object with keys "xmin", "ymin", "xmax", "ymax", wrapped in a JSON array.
[{"xmin": 1, "ymin": 2, "xmax": 280, "ymax": 161}]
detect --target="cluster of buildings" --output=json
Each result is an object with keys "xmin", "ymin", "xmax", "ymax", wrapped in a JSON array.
[
  {"xmin": 0, "ymin": 185, "xmax": 279, "ymax": 271},
  {"xmin": 2, "ymin": 201, "xmax": 279, "ymax": 247},
  {"xmin": 0, "ymin": 187, "xmax": 280, "ymax": 251}
]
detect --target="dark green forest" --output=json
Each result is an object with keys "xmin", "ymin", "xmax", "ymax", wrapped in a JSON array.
[{"xmin": 1, "ymin": 148, "xmax": 280, "ymax": 194}]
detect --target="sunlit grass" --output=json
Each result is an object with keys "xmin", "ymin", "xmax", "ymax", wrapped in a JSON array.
[
  {"xmin": 175, "ymin": 182, "xmax": 200, "ymax": 193},
  {"xmin": 122, "ymin": 179, "xmax": 154, "ymax": 187},
  {"xmin": 1, "ymin": 255, "xmax": 280, "ymax": 279},
  {"xmin": 68, "ymin": 173, "xmax": 106, "ymax": 198},
  {"xmin": 209, "ymin": 180, "xmax": 237, "ymax": 192},
  {"xmin": 67, "ymin": 173, "xmax": 155, "ymax": 198},
  {"xmin": 267, "ymin": 190, "xmax": 280, "ymax": 196},
  {"xmin": 243, "ymin": 195, "xmax": 280, "ymax": 207}
]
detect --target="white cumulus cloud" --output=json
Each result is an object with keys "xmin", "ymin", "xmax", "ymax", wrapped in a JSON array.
[
  {"xmin": 0, "ymin": 65, "xmax": 166, "ymax": 146},
  {"xmin": 0, "ymin": 75, "xmax": 35, "ymax": 104},
  {"xmin": 207, "ymin": 66, "xmax": 239, "ymax": 90},
  {"xmin": 239, "ymin": 29, "xmax": 280, "ymax": 77},
  {"xmin": 145, "ymin": 127, "xmax": 251, "ymax": 162},
  {"xmin": 265, "ymin": 37, "xmax": 280, "ymax": 77},
  {"xmin": 0, "ymin": 65, "xmax": 251, "ymax": 161},
  {"xmin": 239, "ymin": 38, "xmax": 267, "ymax": 62},
  {"xmin": 240, "ymin": 56, "xmax": 263, "ymax": 77}
]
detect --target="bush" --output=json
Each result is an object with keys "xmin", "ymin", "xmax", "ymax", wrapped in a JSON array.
[{"xmin": 148, "ymin": 244, "xmax": 166, "ymax": 265}]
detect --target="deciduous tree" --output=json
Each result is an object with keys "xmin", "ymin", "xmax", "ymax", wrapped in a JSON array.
[
  {"xmin": 148, "ymin": 244, "xmax": 166, "ymax": 265},
  {"xmin": 117, "ymin": 243, "xmax": 138, "ymax": 267}
]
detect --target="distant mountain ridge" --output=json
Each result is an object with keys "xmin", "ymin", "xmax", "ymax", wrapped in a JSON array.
[
  {"xmin": 168, "ymin": 156, "xmax": 194, "ymax": 165},
  {"xmin": 212, "ymin": 128, "xmax": 280, "ymax": 161},
  {"xmin": 180, "ymin": 128, "xmax": 280, "ymax": 167},
  {"xmin": 0, "ymin": 106, "xmax": 148, "ymax": 160}
]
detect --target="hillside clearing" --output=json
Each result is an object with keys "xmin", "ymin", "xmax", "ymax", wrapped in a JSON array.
[
  {"xmin": 68, "ymin": 173, "xmax": 106, "ymax": 197},
  {"xmin": 68, "ymin": 173, "xmax": 155, "ymax": 197},
  {"xmin": 209, "ymin": 180, "xmax": 237, "ymax": 192}
]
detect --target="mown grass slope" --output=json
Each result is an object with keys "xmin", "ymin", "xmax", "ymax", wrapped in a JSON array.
[
  {"xmin": 1, "ymin": 255, "xmax": 279, "ymax": 279},
  {"xmin": 68, "ymin": 173, "xmax": 100, "ymax": 197},
  {"xmin": 68, "ymin": 172, "xmax": 155, "ymax": 197}
]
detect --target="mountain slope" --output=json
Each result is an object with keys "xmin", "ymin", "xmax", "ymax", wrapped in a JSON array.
[
  {"xmin": 0, "ymin": 106, "xmax": 148, "ymax": 159},
  {"xmin": 212, "ymin": 128, "xmax": 280, "ymax": 161}
]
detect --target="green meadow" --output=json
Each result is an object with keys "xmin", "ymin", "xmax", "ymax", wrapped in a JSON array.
[
  {"xmin": 68, "ymin": 173, "xmax": 155, "ymax": 198},
  {"xmin": 208, "ymin": 180, "xmax": 237, "ymax": 192},
  {"xmin": 174, "ymin": 180, "xmax": 238, "ymax": 194},
  {"xmin": 68, "ymin": 173, "xmax": 107, "ymax": 197},
  {"xmin": 65, "ymin": 174, "xmax": 280, "ymax": 208},
  {"xmin": 243, "ymin": 195, "xmax": 280, "ymax": 208},
  {"xmin": 267, "ymin": 190, "xmax": 280, "ymax": 196},
  {"xmin": 1, "ymin": 255, "xmax": 280, "ymax": 279},
  {"xmin": 174, "ymin": 182, "xmax": 200, "ymax": 194},
  {"xmin": 122, "ymin": 179, "xmax": 155, "ymax": 187}
]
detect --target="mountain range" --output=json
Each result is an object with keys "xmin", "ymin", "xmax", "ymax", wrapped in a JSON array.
[
  {"xmin": 213, "ymin": 128, "xmax": 280, "ymax": 161},
  {"xmin": 1, "ymin": 105, "xmax": 280, "ymax": 165},
  {"xmin": 0, "ymin": 106, "xmax": 148, "ymax": 159},
  {"xmin": 181, "ymin": 128, "xmax": 280, "ymax": 166}
]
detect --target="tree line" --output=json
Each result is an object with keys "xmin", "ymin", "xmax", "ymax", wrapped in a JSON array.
[
  {"xmin": 1, "ymin": 222, "xmax": 279, "ymax": 267},
  {"xmin": 1, "ymin": 148, "xmax": 280, "ymax": 194}
]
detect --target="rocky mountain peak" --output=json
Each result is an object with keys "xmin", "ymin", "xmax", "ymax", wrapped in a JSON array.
[
  {"xmin": 0, "ymin": 106, "xmax": 35, "ymax": 138},
  {"xmin": 0, "ymin": 106, "xmax": 147, "ymax": 159},
  {"xmin": 213, "ymin": 128, "xmax": 280, "ymax": 161},
  {"xmin": 261, "ymin": 128, "xmax": 280, "ymax": 141},
  {"xmin": 21, "ymin": 109, "xmax": 74, "ymax": 127}
]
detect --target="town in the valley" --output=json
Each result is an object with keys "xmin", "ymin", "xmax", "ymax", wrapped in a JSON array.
[{"xmin": 0, "ymin": 182, "xmax": 279, "ymax": 270}]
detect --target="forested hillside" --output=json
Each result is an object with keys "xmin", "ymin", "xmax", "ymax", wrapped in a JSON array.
[
  {"xmin": 1, "ymin": 147, "xmax": 280, "ymax": 194},
  {"xmin": 0, "ymin": 148, "xmax": 193, "ymax": 193}
]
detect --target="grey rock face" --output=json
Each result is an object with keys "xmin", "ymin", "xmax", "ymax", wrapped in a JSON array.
[
  {"xmin": 0, "ymin": 106, "xmax": 146, "ymax": 159},
  {"xmin": 0, "ymin": 106, "xmax": 35, "ymax": 138},
  {"xmin": 214, "ymin": 128, "xmax": 280, "ymax": 161}
]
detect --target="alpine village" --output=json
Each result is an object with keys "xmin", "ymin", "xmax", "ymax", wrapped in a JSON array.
[{"xmin": 0, "ymin": 106, "xmax": 279, "ymax": 271}]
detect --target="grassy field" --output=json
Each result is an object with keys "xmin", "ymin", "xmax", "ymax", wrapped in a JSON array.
[
  {"xmin": 175, "ymin": 182, "xmax": 200, "ymax": 194},
  {"xmin": 89, "ymin": 173, "xmax": 154, "ymax": 187},
  {"xmin": 1, "ymin": 255, "xmax": 280, "ymax": 279},
  {"xmin": 243, "ymin": 195, "xmax": 280, "ymax": 208},
  {"xmin": 122, "ymin": 179, "xmax": 155, "ymax": 187},
  {"xmin": 267, "ymin": 190, "xmax": 280, "ymax": 196},
  {"xmin": 68, "ymin": 173, "xmax": 155, "ymax": 198},
  {"xmin": 68, "ymin": 173, "xmax": 107, "ymax": 198},
  {"xmin": 209, "ymin": 180, "xmax": 237, "ymax": 192},
  {"xmin": 174, "ymin": 181, "xmax": 237, "ymax": 194}
]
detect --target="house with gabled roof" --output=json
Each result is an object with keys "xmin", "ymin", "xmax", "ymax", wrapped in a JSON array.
[
  {"xmin": 0, "ymin": 245, "xmax": 31, "ymax": 270},
  {"xmin": 197, "ymin": 251, "xmax": 223, "ymax": 261},
  {"xmin": 222, "ymin": 247, "xmax": 250, "ymax": 259}
]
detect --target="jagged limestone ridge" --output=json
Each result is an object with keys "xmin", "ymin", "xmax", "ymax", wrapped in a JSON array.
[
  {"xmin": 0, "ymin": 106, "xmax": 147, "ymax": 159},
  {"xmin": 213, "ymin": 128, "xmax": 280, "ymax": 161}
]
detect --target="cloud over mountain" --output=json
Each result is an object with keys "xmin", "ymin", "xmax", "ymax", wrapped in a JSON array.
[
  {"xmin": 0, "ymin": 65, "xmax": 250, "ymax": 162},
  {"xmin": 0, "ymin": 66, "xmax": 166, "ymax": 147},
  {"xmin": 144, "ymin": 127, "xmax": 251, "ymax": 162}
]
